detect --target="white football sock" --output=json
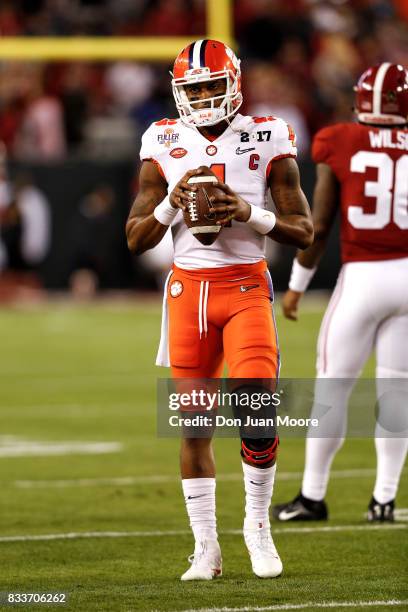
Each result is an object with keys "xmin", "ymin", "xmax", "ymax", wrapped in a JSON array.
[
  {"xmin": 300, "ymin": 378, "xmax": 351, "ymax": 501},
  {"xmin": 243, "ymin": 462, "xmax": 276, "ymax": 527},
  {"xmin": 373, "ymin": 437, "xmax": 408, "ymax": 504},
  {"xmin": 374, "ymin": 374, "xmax": 408, "ymax": 504},
  {"xmin": 182, "ymin": 478, "xmax": 218, "ymax": 542},
  {"xmin": 301, "ymin": 437, "xmax": 344, "ymax": 501}
]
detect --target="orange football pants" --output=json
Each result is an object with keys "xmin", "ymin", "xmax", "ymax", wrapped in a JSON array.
[{"xmin": 167, "ymin": 261, "xmax": 280, "ymax": 380}]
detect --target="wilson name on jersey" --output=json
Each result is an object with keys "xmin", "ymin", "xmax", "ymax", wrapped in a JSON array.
[
  {"xmin": 312, "ymin": 122, "xmax": 408, "ymax": 263},
  {"xmin": 140, "ymin": 113, "xmax": 297, "ymax": 269}
]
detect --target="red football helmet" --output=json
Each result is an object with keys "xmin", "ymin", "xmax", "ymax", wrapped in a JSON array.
[
  {"xmin": 354, "ymin": 63, "xmax": 408, "ymax": 126},
  {"xmin": 171, "ymin": 39, "xmax": 242, "ymax": 127}
]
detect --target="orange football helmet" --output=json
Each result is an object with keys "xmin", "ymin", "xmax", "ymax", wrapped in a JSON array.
[
  {"xmin": 171, "ymin": 39, "xmax": 242, "ymax": 127},
  {"xmin": 354, "ymin": 63, "xmax": 408, "ymax": 126}
]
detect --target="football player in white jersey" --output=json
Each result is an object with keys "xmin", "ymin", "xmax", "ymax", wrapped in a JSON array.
[
  {"xmin": 126, "ymin": 39, "xmax": 313, "ymax": 580},
  {"xmin": 273, "ymin": 63, "xmax": 408, "ymax": 523}
]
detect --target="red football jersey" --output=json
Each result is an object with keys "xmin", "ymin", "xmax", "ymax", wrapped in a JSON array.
[{"xmin": 312, "ymin": 122, "xmax": 408, "ymax": 262}]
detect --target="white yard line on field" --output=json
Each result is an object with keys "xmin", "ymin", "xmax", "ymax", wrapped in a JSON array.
[
  {"xmin": 175, "ymin": 600, "xmax": 408, "ymax": 612},
  {"xmin": 394, "ymin": 508, "xmax": 408, "ymax": 522},
  {"xmin": 0, "ymin": 439, "xmax": 122, "ymax": 458},
  {"xmin": 0, "ymin": 523, "xmax": 406, "ymax": 543},
  {"xmin": 13, "ymin": 467, "xmax": 401, "ymax": 488}
]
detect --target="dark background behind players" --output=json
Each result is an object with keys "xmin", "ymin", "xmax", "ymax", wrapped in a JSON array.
[{"xmin": 0, "ymin": 0, "xmax": 406, "ymax": 296}]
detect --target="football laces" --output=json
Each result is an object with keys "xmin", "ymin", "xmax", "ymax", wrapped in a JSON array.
[{"xmin": 187, "ymin": 192, "xmax": 199, "ymax": 222}]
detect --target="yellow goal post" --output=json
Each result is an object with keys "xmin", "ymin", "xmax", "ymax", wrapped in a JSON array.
[{"xmin": 0, "ymin": 0, "xmax": 234, "ymax": 61}]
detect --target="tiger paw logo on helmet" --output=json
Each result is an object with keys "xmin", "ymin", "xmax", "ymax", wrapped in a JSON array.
[
  {"xmin": 225, "ymin": 44, "xmax": 240, "ymax": 70},
  {"xmin": 171, "ymin": 39, "xmax": 243, "ymax": 128}
]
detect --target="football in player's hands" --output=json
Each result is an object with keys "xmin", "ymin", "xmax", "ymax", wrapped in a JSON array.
[{"xmin": 183, "ymin": 169, "xmax": 227, "ymax": 245}]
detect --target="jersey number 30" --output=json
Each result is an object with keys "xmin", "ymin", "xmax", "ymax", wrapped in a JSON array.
[{"xmin": 348, "ymin": 152, "xmax": 408, "ymax": 229}]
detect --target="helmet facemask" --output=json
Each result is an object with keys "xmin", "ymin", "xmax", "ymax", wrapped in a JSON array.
[{"xmin": 171, "ymin": 66, "xmax": 242, "ymax": 127}]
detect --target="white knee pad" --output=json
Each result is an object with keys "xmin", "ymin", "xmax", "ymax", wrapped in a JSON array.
[
  {"xmin": 376, "ymin": 370, "xmax": 408, "ymax": 437},
  {"xmin": 310, "ymin": 378, "xmax": 355, "ymax": 438},
  {"xmin": 377, "ymin": 366, "xmax": 408, "ymax": 379}
]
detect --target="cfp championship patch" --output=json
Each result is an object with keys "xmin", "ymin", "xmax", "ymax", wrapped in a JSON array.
[
  {"xmin": 170, "ymin": 280, "xmax": 183, "ymax": 297},
  {"xmin": 158, "ymin": 128, "xmax": 179, "ymax": 148}
]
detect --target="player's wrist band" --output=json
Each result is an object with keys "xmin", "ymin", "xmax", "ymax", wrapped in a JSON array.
[
  {"xmin": 246, "ymin": 205, "xmax": 276, "ymax": 235},
  {"xmin": 288, "ymin": 259, "xmax": 317, "ymax": 293},
  {"xmin": 153, "ymin": 196, "xmax": 178, "ymax": 226}
]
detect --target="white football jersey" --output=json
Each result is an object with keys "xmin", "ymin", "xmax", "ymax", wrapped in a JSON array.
[{"xmin": 139, "ymin": 113, "xmax": 297, "ymax": 269}]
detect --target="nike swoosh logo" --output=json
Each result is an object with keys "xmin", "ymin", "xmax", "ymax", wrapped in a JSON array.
[
  {"xmin": 236, "ymin": 147, "xmax": 256, "ymax": 155},
  {"xmin": 186, "ymin": 494, "xmax": 206, "ymax": 500},
  {"xmin": 278, "ymin": 509, "xmax": 303, "ymax": 520},
  {"xmin": 240, "ymin": 284, "xmax": 259, "ymax": 292}
]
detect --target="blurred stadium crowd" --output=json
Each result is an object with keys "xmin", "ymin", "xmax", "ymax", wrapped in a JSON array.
[
  {"xmin": 0, "ymin": 0, "xmax": 407, "ymax": 161},
  {"xmin": 0, "ymin": 0, "xmax": 406, "ymax": 296}
]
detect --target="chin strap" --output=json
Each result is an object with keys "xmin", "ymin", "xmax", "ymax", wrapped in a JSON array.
[
  {"xmin": 241, "ymin": 437, "xmax": 279, "ymax": 466},
  {"xmin": 225, "ymin": 113, "xmax": 243, "ymax": 134}
]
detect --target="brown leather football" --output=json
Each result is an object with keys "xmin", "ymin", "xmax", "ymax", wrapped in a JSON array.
[{"xmin": 183, "ymin": 171, "xmax": 226, "ymax": 246}]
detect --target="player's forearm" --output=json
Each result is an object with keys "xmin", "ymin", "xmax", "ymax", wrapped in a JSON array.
[
  {"xmin": 126, "ymin": 215, "xmax": 168, "ymax": 255},
  {"xmin": 287, "ymin": 223, "xmax": 330, "ymax": 293},
  {"xmin": 268, "ymin": 214, "xmax": 314, "ymax": 249},
  {"xmin": 298, "ymin": 162, "xmax": 338, "ymax": 267},
  {"xmin": 296, "ymin": 233, "xmax": 328, "ymax": 268},
  {"xmin": 268, "ymin": 160, "xmax": 314, "ymax": 249}
]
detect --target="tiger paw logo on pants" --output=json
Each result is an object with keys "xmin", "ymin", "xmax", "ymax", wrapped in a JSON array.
[{"xmin": 170, "ymin": 280, "xmax": 183, "ymax": 297}]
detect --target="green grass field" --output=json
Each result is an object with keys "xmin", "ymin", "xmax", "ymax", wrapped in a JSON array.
[{"xmin": 0, "ymin": 298, "xmax": 406, "ymax": 612}]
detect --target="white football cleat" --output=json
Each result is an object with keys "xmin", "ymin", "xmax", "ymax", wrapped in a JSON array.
[
  {"xmin": 244, "ymin": 520, "xmax": 283, "ymax": 578},
  {"xmin": 181, "ymin": 539, "xmax": 222, "ymax": 581}
]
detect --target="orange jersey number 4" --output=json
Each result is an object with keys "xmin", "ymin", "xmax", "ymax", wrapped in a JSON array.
[
  {"xmin": 210, "ymin": 163, "xmax": 226, "ymax": 182},
  {"xmin": 209, "ymin": 163, "xmax": 231, "ymax": 226}
]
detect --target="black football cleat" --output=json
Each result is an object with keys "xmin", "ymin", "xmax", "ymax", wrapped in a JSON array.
[
  {"xmin": 367, "ymin": 497, "xmax": 394, "ymax": 522},
  {"xmin": 272, "ymin": 492, "xmax": 328, "ymax": 521}
]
